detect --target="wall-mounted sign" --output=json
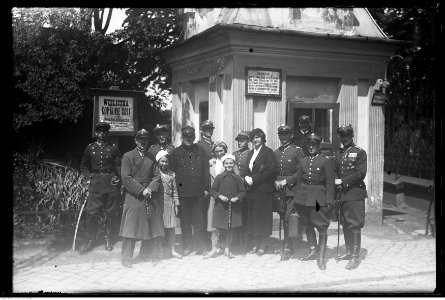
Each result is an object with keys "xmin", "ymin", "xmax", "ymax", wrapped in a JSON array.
[
  {"xmin": 371, "ymin": 92, "xmax": 387, "ymax": 106},
  {"xmin": 246, "ymin": 67, "xmax": 282, "ymax": 97},
  {"xmin": 91, "ymin": 88, "xmax": 143, "ymax": 137}
]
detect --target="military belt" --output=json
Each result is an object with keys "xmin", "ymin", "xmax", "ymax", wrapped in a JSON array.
[
  {"xmin": 92, "ymin": 169, "xmax": 114, "ymax": 174},
  {"xmin": 301, "ymin": 179, "xmax": 324, "ymax": 185}
]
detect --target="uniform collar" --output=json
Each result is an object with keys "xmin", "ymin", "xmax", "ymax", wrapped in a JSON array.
[
  {"xmin": 202, "ymin": 136, "xmax": 213, "ymax": 145},
  {"xmin": 237, "ymin": 147, "xmax": 250, "ymax": 155},
  {"xmin": 340, "ymin": 142, "xmax": 355, "ymax": 153},
  {"xmin": 159, "ymin": 143, "xmax": 171, "ymax": 150},
  {"xmin": 308, "ymin": 153, "xmax": 320, "ymax": 160},
  {"xmin": 96, "ymin": 141, "xmax": 107, "ymax": 147},
  {"xmin": 278, "ymin": 142, "xmax": 291, "ymax": 151}
]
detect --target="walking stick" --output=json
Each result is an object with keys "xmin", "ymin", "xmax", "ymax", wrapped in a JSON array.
[
  {"xmin": 335, "ymin": 186, "xmax": 342, "ymax": 263},
  {"xmin": 72, "ymin": 195, "xmax": 88, "ymax": 251},
  {"xmin": 280, "ymin": 187, "xmax": 286, "ymax": 261}
]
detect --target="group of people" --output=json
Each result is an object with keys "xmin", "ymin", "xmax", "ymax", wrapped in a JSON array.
[{"xmin": 79, "ymin": 115, "xmax": 368, "ymax": 271}]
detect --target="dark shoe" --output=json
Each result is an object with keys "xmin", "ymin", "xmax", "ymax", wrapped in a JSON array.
[
  {"xmin": 79, "ymin": 239, "xmax": 95, "ymax": 253},
  {"xmin": 300, "ymin": 247, "xmax": 318, "ymax": 261},
  {"xmin": 224, "ymin": 249, "xmax": 235, "ymax": 259},
  {"xmin": 317, "ymin": 257, "xmax": 327, "ymax": 270},
  {"xmin": 249, "ymin": 246, "xmax": 258, "ymax": 254},
  {"xmin": 338, "ymin": 247, "xmax": 352, "ymax": 261},
  {"xmin": 203, "ymin": 249, "xmax": 218, "ymax": 259},
  {"xmin": 121, "ymin": 259, "xmax": 132, "ymax": 268},
  {"xmin": 281, "ymin": 248, "xmax": 292, "ymax": 261},
  {"xmin": 104, "ymin": 238, "xmax": 113, "ymax": 251},
  {"xmin": 257, "ymin": 249, "xmax": 265, "ymax": 256},
  {"xmin": 345, "ymin": 231, "xmax": 361, "ymax": 270}
]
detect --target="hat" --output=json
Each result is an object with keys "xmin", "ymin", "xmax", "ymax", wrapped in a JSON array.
[
  {"xmin": 306, "ymin": 133, "xmax": 322, "ymax": 144},
  {"xmin": 155, "ymin": 150, "xmax": 170, "ymax": 162},
  {"xmin": 277, "ymin": 125, "xmax": 293, "ymax": 134},
  {"xmin": 95, "ymin": 121, "xmax": 110, "ymax": 131},
  {"xmin": 154, "ymin": 124, "xmax": 169, "ymax": 134},
  {"xmin": 299, "ymin": 115, "xmax": 311, "ymax": 124},
  {"xmin": 337, "ymin": 125, "xmax": 354, "ymax": 136},
  {"xmin": 221, "ymin": 154, "xmax": 236, "ymax": 163},
  {"xmin": 235, "ymin": 131, "xmax": 250, "ymax": 141},
  {"xmin": 200, "ymin": 120, "xmax": 215, "ymax": 130},
  {"xmin": 135, "ymin": 129, "xmax": 150, "ymax": 139},
  {"xmin": 181, "ymin": 126, "xmax": 196, "ymax": 137}
]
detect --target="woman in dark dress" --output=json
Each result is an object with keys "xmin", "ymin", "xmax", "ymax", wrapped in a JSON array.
[{"xmin": 244, "ymin": 128, "xmax": 277, "ymax": 256}]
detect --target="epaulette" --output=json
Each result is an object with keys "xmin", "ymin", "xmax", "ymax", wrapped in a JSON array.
[
  {"xmin": 149, "ymin": 145, "xmax": 155, "ymax": 148},
  {"xmin": 290, "ymin": 144, "xmax": 301, "ymax": 149},
  {"xmin": 88, "ymin": 143, "xmax": 95, "ymax": 147},
  {"xmin": 354, "ymin": 146, "xmax": 364, "ymax": 152}
]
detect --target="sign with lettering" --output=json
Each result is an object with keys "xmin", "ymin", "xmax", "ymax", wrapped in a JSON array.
[
  {"xmin": 98, "ymin": 96, "xmax": 134, "ymax": 131},
  {"xmin": 246, "ymin": 68, "xmax": 282, "ymax": 97},
  {"xmin": 371, "ymin": 92, "xmax": 387, "ymax": 106}
]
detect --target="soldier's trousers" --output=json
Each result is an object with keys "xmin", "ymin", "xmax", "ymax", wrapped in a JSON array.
[
  {"xmin": 339, "ymin": 199, "xmax": 365, "ymax": 231},
  {"xmin": 85, "ymin": 191, "xmax": 120, "ymax": 239},
  {"xmin": 294, "ymin": 203, "xmax": 330, "ymax": 233},
  {"xmin": 179, "ymin": 196, "xmax": 207, "ymax": 252}
]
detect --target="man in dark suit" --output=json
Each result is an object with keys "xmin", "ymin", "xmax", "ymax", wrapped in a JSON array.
[
  {"xmin": 79, "ymin": 122, "xmax": 122, "ymax": 253},
  {"xmin": 273, "ymin": 125, "xmax": 305, "ymax": 260},
  {"xmin": 170, "ymin": 126, "xmax": 211, "ymax": 256},
  {"xmin": 293, "ymin": 115, "xmax": 312, "ymax": 156},
  {"xmin": 196, "ymin": 120, "xmax": 215, "ymax": 159},
  {"xmin": 289, "ymin": 133, "xmax": 334, "ymax": 270},
  {"xmin": 333, "ymin": 125, "xmax": 367, "ymax": 270}
]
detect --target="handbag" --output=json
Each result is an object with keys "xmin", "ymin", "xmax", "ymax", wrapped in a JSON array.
[{"xmin": 288, "ymin": 211, "xmax": 304, "ymax": 238}]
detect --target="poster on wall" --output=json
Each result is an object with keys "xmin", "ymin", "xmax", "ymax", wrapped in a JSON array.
[
  {"xmin": 98, "ymin": 96, "xmax": 134, "ymax": 131},
  {"xmin": 246, "ymin": 67, "xmax": 282, "ymax": 97}
]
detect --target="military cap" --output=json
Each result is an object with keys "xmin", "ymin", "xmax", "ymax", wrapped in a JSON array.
[
  {"xmin": 277, "ymin": 124, "xmax": 293, "ymax": 134},
  {"xmin": 181, "ymin": 126, "xmax": 196, "ymax": 137},
  {"xmin": 200, "ymin": 120, "xmax": 215, "ymax": 130},
  {"xmin": 95, "ymin": 121, "xmax": 111, "ymax": 131},
  {"xmin": 299, "ymin": 115, "xmax": 311, "ymax": 124},
  {"xmin": 154, "ymin": 124, "xmax": 169, "ymax": 134},
  {"xmin": 306, "ymin": 133, "xmax": 322, "ymax": 144},
  {"xmin": 235, "ymin": 130, "xmax": 251, "ymax": 141},
  {"xmin": 337, "ymin": 125, "xmax": 354, "ymax": 136},
  {"xmin": 135, "ymin": 129, "xmax": 150, "ymax": 139}
]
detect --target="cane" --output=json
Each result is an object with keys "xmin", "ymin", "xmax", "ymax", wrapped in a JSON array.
[
  {"xmin": 335, "ymin": 186, "xmax": 342, "ymax": 263},
  {"xmin": 280, "ymin": 187, "xmax": 286, "ymax": 261},
  {"xmin": 72, "ymin": 195, "xmax": 88, "ymax": 251}
]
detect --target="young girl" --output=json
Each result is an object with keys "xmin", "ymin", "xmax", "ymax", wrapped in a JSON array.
[
  {"xmin": 150, "ymin": 150, "xmax": 182, "ymax": 262},
  {"xmin": 208, "ymin": 154, "xmax": 246, "ymax": 258}
]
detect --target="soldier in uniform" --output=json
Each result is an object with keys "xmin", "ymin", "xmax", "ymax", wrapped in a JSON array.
[
  {"xmin": 293, "ymin": 115, "xmax": 312, "ymax": 156},
  {"xmin": 289, "ymin": 133, "xmax": 334, "ymax": 270},
  {"xmin": 273, "ymin": 125, "xmax": 305, "ymax": 261},
  {"xmin": 333, "ymin": 125, "xmax": 367, "ymax": 270},
  {"xmin": 170, "ymin": 126, "xmax": 211, "ymax": 256},
  {"xmin": 79, "ymin": 122, "xmax": 122, "ymax": 253},
  {"xmin": 232, "ymin": 130, "xmax": 251, "ymax": 247},
  {"xmin": 196, "ymin": 120, "xmax": 216, "ymax": 159},
  {"xmin": 148, "ymin": 124, "xmax": 175, "ymax": 157}
]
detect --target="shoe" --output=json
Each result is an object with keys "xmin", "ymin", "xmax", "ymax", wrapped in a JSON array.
[
  {"xmin": 300, "ymin": 247, "xmax": 318, "ymax": 261},
  {"xmin": 104, "ymin": 238, "xmax": 113, "ymax": 251},
  {"xmin": 203, "ymin": 249, "xmax": 218, "ymax": 259},
  {"xmin": 121, "ymin": 259, "xmax": 132, "ymax": 268},
  {"xmin": 248, "ymin": 246, "xmax": 258, "ymax": 254},
  {"xmin": 224, "ymin": 249, "xmax": 235, "ymax": 259},
  {"xmin": 281, "ymin": 248, "xmax": 292, "ymax": 261},
  {"xmin": 172, "ymin": 250, "xmax": 183, "ymax": 259},
  {"xmin": 337, "ymin": 248, "xmax": 352, "ymax": 261},
  {"xmin": 79, "ymin": 238, "xmax": 95, "ymax": 253},
  {"xmin": 257, "ymin": 249, "xmax": 265, "ymax": 256}
]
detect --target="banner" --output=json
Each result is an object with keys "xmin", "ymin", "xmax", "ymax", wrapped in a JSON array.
[{"xmin": 98, "ymin": 96, "xmax": 134, "ymax": 132}]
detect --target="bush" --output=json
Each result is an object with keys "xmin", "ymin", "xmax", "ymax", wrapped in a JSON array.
[{"xmin": 13, "ymin": 153, "xmax": 88, "ymax": 238}]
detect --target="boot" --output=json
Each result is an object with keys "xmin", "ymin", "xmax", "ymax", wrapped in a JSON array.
[
  {"xmin": 300, "ymin": 228, "xmax": 318, "ymax": 261},
  {"xmin": 346, "ymin": 231, "xmax": 361, "ymax": 270},
  {"xmin": 281, "ymin": 226, "xmax": 292, "ymax": 261},
  {"xmin": 80, "ymin": 215, "xmax": 97, "ymax": 253},
  {"xmin": 104, "ymin": 214, "xmax": 114, "ymax": 251},
  {"xmin": 317, "ymin": 232, "xmax": 327, "ymax": 270},
  {"xmin": 338, "ymin": 228, "xmax": 352, "ymax": 260},
  {"xmin": 80, "ymin": 237, "xmax": 95, "ymax": 253}
]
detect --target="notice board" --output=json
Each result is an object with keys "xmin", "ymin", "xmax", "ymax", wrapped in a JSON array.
[{"xmin": 246, "ymin": 67, "xmax": 282, "ymax": 97}]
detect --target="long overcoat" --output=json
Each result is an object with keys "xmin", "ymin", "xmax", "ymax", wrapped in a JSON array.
[
  {"xmin": 245, "ymin": 145, "xmax": 277, "ymax": 236},
  {"xmin": 119, "ymin": 148, "xmax": 160, "ymax": 240},
  {"xmin": 210, "ymin": 171, "xmax": 246, "ymax": 230}
]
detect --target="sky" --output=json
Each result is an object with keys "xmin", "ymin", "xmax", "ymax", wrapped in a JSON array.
[{"xmin": 105, "ymin": 8, "xmax": 127, "ymax": 34}]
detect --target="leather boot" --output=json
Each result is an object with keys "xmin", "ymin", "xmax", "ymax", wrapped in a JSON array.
[
  {"xmin": 80, "ymin": 216, "xmax": 97, "ymax": 253},
  {"xmin": 317, "ymin": 232, "xmax": 327, "ymax": 270},
  {"xmin": 104, "ymin": 214, "xmax": 113, "ymax": 251},
  {"xmin": 338, "ymin": 228, "xmax": 352, "ymax": 260},
  {"xmin": 346, "ymin": 231, "xmax": 361, "ymax": 270},
  {"xmin": 281, "ymin": 228, "xmax": 292, "ymax": 261},
  {"xmin": 300, "ymin": 228, "xmax": 318, "ymax": 261}
]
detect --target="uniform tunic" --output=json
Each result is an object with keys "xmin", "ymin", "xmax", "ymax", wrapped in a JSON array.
[
  {"xmin": 196, "ymin": 139, "xmax": 214, "ymax": 160},
  {"xmin": 274, "ymin": 143, "xmax": 305, "ymax": 198},
  {"xmin": 80, "ymin": 141, "xmax": 122, "ymax": 215},
  {"xmin": 245, "ymin": 145, "xmax": 277, "ymax": 236},
  {"xmin": 119, "ymin": 148, "xmax": 160, "ymax": 240},
  {"xmin": 233, "ymin": 148, "xmax": 250, "ymax": 178},
  {"xmin": 333, "ymin": 143, "xmax": 367, "ymax": 229},
  {"xmin": 210, "ymin": 171, "xmax": 246, "ymax": 230},
  {"xmin": 293, "ymin": 129, "xmax": 312, "ymax": 157}
]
